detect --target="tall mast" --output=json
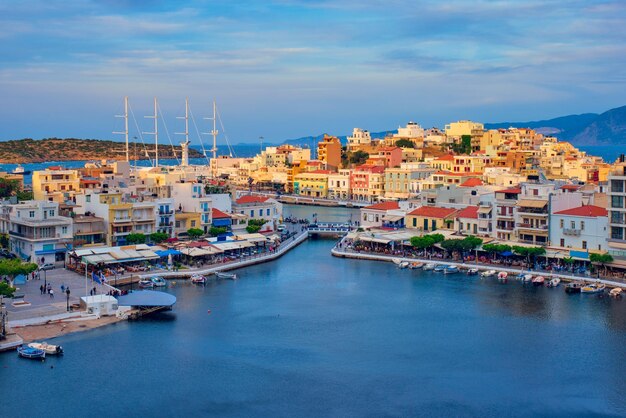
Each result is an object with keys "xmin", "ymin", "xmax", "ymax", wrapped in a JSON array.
[
  {"xmin": 203, "ymin": 100, "xmax": 219, "ymax": 160},
  {"xmin": 176, "ymin": 97, "xmax": 190, "ymax": 167},
  {"xmin": 143, "ymin": 97, "xmax": 159, "ymax": 167},
  {"xmin": 113, "ymin": 96, "xmax": 129, "ymax": 162}
]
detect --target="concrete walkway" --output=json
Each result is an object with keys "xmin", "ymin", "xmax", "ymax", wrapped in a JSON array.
[{"xmin": 331, "ymin": 247, "xmax": 626, "ymax": 289}]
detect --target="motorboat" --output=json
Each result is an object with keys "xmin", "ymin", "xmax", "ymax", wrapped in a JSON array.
[
  {"xmin": 609, "ymin": 287, "xmax": 623, "ymax": 298},
  {"xmin": 532, "ymin": 276, "xmax": 545, "ymax": 286},
  {"xmin": 581, "ymin": 283, "xmax": 606, "ymax": 294},
  {"xmin": 17, "ymin": 345, "xmax": 45, "ymax": 360},
  {"xmin": 409, "ymin": 262, "xmax": 424, "ymax": 269},
  {"xmin": 481, "ymin": 270, "xmax": 496, "ymax": 278},
  {"xmin": 398, "ymin": 261, "xmax": 410, "ymax": 269},
  {"xmin": 546, "ymin": 278, "xmax": 561, "ymax": 288},
  {"xmin": 565, "ymin": 282, "xmax": 583, "ymax": 294},
  {"xmin": 523, "ymin": 274, "xmax": 533, "ymax": 283},
  {"xmin": 138, "ymin": 279, "xmax": 155, "ymax": 288},
  {"xmin": 444, "ymin": 265, "xmax": 460, "ymax": 274},
  {"xmin": 392, "ymin": 258, "xmax": 403, "ymax": 266},
  {"xmin": 28, "ymin": 342, "xmax": 63, "ymax": 355},
  {"xmin": 190, "ymin": 275, "xmax": 207, "ymax": 284},
  {"xmin": 216, "ymin": 271, "xmax": 237, "ymax": 280},
  {"xmin": 433, "ymin": 264, "xmax": 446, "ymax": 273},
  {"xmin": 11, "ymin": 164, "xmax": 31, "ymax": 175},
  {"xmin": 497, "ymin": 271, "xmax": 508, "ymax": 282},
  {"xmin": 151, "ymin": 277, "xmax": 167, "ymax": 287},
  {"xmin": 423, "ymin": 263, "xmax": 436, "ymax": 271},
  {"xmin": 467, "ymin": 268, "xmax": 479, "ymax": 275}
]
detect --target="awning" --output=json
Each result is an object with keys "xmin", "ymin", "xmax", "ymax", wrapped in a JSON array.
[
  {"xmin": 179, "ymin": 247, "xmax": 223, "ymax": 257},
  {"xmin": 358, "ymin": 236, "xmax": 391, "ymax": 244},
  {"xmin": 83, "ymin": 254, "xmax": 117, "ymax": 264},
  {"xmin": 516, "ymin": 199, "xmax": 547, "ymax": 208},
  {"xmin": 382, "ymin": 215, "xmax": 404, "ymax": 222},
  {"xmin": 138, "ymin": 250, "xmax": 160, "ymax": 260},
  {"xmin": 155, "ymin": 249, "xmax": 182, "ymax": 257},
  {"xmin": 35, "ymin": 249, "xmax": 66, "ymax": 255},
  {"xmin": 478, "ymin": 207, "xmax": 492, "ymax": 214}
]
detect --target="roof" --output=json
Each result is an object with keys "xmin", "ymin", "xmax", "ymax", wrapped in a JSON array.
[
  {"xmin": 561, "ymin": 184, "xmax": 581, "ymax": 191},
  {"xmin": 354, "ymin": 165, "xmax": 385, "ymax": 173},
  {"xmin": 495, "ymin": 187, "xmax": 521, "ymax": 194},
  {"xmin": 235, "ymin": 195, "xmax": 269, "ymax": 204},
  {"xmin": 517, "ymin": 199, "xmax": 547, "ymax": 208},
  {"xmin": 211, "ymin": 208, "xmax": 231, "ymax": 219},
  {"xmin": 408, "ymin": 206, "xmax": 458, "ymax": 218},
  {"xmin": 116, "ymin": 290, "xmax": 176, "ymax": 307},
  {"xmin": 435, "ymin": 154, "xmax": 455, "ymax": 161},
  {"xmin": 456, "ymin": 206, "xmax": 479, "ymax": 219},
  {"xmin": 460, "ymin": 178, "xmax": 484, "ymax": 187},
  {"xmin": 363, "ymin": 201, "xmax": 400, "ymax": 211},
  {"xmin": 554, "ymin": 205, "xmax": 608, "ymax": 217}
]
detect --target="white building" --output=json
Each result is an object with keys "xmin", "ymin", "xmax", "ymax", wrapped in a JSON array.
[
  {"xmin": 551, "ymin": 205, "xmax": 608, "ymax": 252},
  {"xmin": 347, "ymin": 128, "xmax": 372, "ymax": 150},
  {"xmin": 233, "ymin": 195, "xmax": 282, "ymax": 232},
  {"xmin": 7, "ymin": 201, "xmax": 73, "ymax": 264}
]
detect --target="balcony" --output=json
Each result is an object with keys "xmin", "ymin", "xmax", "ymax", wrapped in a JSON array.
[
  {"xmin": 517, "ymin": 223, "xmax": 548, "ymax": 230},
  {"xmin": 112, "ymin": 216, "xmax": 132, "ymax": 223},
  {"xmin": 133, "ymin": 217, "xmax": 156, "ymax": 223},
  {"xmin": 496, "ymin": 224, "xmax": 514, "ymax": 231},
  {"xmin": 516, "ymin": 209, "xmax": 548, "ymax": 216},
  {"xmin": 563, "ymin": 228, "xmax": 581, "ymax": 236},
  {"xmin": 159, "ymin": 209, "xmax": 174, "ymax": 215}
]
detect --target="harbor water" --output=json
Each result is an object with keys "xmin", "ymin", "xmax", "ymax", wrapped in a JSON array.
[{"xmin": 1, "ymin": 206, "xmax": 626, "ymax": 417}]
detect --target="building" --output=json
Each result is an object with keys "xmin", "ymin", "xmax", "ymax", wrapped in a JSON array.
[
  {"xmin": 350, "ymin": 165, "xmax": 385, "ymax": 203},
  {"xmin": 514, "ymin": 182, "xmax": 555, "ymax": 245},
  {"xmin": 494, "ymin": 187, "xmax": 520, "ymax": 241},
  {"xmin": 607, "ymin": 158, "xmax": 626, "ymax": 256},
  {"xmin": 7, "ymin": 201, "xmax": 73, "ymax": 263},
  {"xmin": 551, "ymin": 205, "xmax": 608, "ymax": 252},
  {"xmin": 72, "ymin": 214, "xmax": 106, "ymax": 247},
  {"xmin": 328, "ymin": 170, "xmax": 351, "ymax": 201},
  {"xmin": 360, "ymin": 201, "xmax": 401, "ymax": 228},
  {"xmin": 455, "ymin": 206, "xmax": 480, "ymax": 236},
  {"xmin": 406, "ymin": 206, "xmax": 458, "ymax": 232},
  {"xmin": 347, "ymin": 128, "xmax": 372, "ymax": 151},
  {"xmin": 233, "ymin": 195, "xmax": 282, "ymax": 232},
  {"xmin": 293, "ymin": 170, "xmax": 330, "ymax": 198},
  {"xmin": 32, "ymin": 168, "xmax": 81, "ymax": 203},
  {"xmin": 317, "ymin": 135, "xmax": 342, "ymax": 171}
]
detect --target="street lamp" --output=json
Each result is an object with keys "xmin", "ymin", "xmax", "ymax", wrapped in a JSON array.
[
  {"xmin": 42, "ymin": 268, "xmax": 47, "ymax": 290},
  {"xmin": 66, "ymin": 287, "xmax": 71, "ymax": 312}
]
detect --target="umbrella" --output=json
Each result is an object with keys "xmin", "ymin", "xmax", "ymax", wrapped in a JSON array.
[{"xmin": 500, "ymin": 251, "xmax": 514, "ymax": 257}]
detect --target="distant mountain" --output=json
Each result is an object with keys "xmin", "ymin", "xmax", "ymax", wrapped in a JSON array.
[{"xmin": 485, "ymin": 105, "xmax": 626, "ymax": 145}]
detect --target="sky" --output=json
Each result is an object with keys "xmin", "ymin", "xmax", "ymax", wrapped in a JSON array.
[{"xmin": 1, "ymin": 0, "xmax": 626, "ymax": 145}]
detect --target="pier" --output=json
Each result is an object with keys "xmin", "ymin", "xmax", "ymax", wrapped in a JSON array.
[{"xmin": 307, "ymin": 223, "xmax": 352, "ymax": 237}]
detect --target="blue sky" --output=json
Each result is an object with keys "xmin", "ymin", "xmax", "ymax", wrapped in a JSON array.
[{"xmin": 1, "ymin": 0, "xmax": 625, "ymax": 144}]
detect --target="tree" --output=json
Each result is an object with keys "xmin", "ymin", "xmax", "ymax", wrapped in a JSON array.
[
  {"xmin": 0, "ymin": 281, "xmax": 16, "ymax": 298},
  {"xmin": 149, "ymin": 232, "xmax": 169, "ymax": 244},
  {"xmin": 0, "ymin": 234, "xmax": 8, "ymax": 249},
  {"xmin": 187, "ymin": 228, "xmax": 204, "ymax": 239},
  {"xmin": 410, "ymin": 235, "xmax": 435, "ymax": 251},
  {"xmin": 441, "ymin": 239, "xmax": 463, "ymax": 258},
  {"xmin": 126, "ymin": 233, "xmax": 146, "ymax": 244},
  {"xmin": 209, "ymin": 226, "xmax": 228, "ymax": 237},
  {"xmin": 589, "ymin": 253, "xmax": 613, "ymax": 276},
  {"xmin": 246, "ymin": 219, "xmax": 267, "ymax": 234},
  {"xmin": 348, "ymin": 150, "xmax": 369, "ymax": 166},
  {"xmin": 395, "ymin": 139, "xmax": 415, "ymax": 148},
  {"xmin": 462, "ymin": 236, "xmax": 483, "ymax": 251},
  {"xmin": 451, "ymin": 135, "xmax": 472, "ymax": 155},
  {"xmin": 0, "ymin": 259, "xmax": 37, "ymax": 284}
]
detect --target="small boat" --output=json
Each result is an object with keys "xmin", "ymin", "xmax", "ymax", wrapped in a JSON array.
[
  {"xmin": 28, "ymin": 342, "xmax": 63, "ymax": 355},
  {"xmin": 565, "ymin": 282, "xmax": 583, "ymax": 294},
  {"xmin": 151, "ymin": 277, "xmax": 167, "ymax": 287},
  {"xmin": 546, "ymin": 278, "xmax": 560, "ymax": 288},
  {"xmin": 581, "ymin": 283, "xmax": 606, "ymax": 294},
  {"xmin": 481, "ymin": 270, "xmax": 496, "ymax": 277},
  {"xmin": 423, "ymin": 263, "xmax": 436, "ymax": 271},
  {"xmin": 523, "ymin": 274, "xmax": 533, "ymax": 283},
  {"xmin": 190, "ymin": 275, "xmax": 207, "ymax": 284},
  {"xmin": 17, "ymin": 345, "xmax": 45, "ymax": 360},
  {"xmin": 433, "ymin": 264, "xmax": 446, "ymax": 273},
  {"xmin": 609, "ymin": 287, "xmax": 623, "ymax": 298},
  {"xmin": 444, "ymin": 265, "xmax": 459, "ymax": 274},
  {"xmin": 392, "ymin": 258, "xmax": 403, "ymax": 266},
  {"xmin": 497, "ymin": 271, "xmax": 508, "ymax": 282},
  {"xmin": 11, "ymin": 164, "xmax": 31, "ymax": 175},
  {"xmin": 216, "ymin": 271, "xmax": 237, "ymax": 280},
  {"xmin": 467, "ymin": 268, "xmax": 479, "ymax": 275},
  {"xmin": 398, "ymin": 261, "xmax": 410, "ymax": 269},
  {"xmin": 138, "ymin": 279, "xmax": 154, "ymax": 288},
  {"xmin": 532, "ymin": 276, "xmax": 545, "ymax": 286},
  {"xmin": 409, "ymin": 262, "xmax": 423, "ymax": 269}
]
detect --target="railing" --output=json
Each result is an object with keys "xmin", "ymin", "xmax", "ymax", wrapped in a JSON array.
[
  {"xmin": 517, "ymin": 223, "xmax": 548, "ymax": 230},
  {"xmin": 158, "ymin": 210, "xmax": 174, "ymax": 215},
  {"xmin": 563, "ymin": 228, "xmax": 581, "ymax": 236},
  {"xmin": 496, "ymin": 225, "xmax": 514, "ymax": 231},
  {"xmin": 516, "ymin": 209, "xmax": 548, "ymax": 216},
  {"xmin": 113, "ymin": 216, "xmax": 131, "ymax": 222}
]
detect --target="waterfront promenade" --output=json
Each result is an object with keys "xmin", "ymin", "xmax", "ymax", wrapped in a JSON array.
[{"xmin": 331, "ymin": 246, "xmax": 626, "ymax": 289}]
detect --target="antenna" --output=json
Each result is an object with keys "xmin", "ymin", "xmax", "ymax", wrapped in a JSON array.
[
  {"xmin": 113, "ymin": 96, "xmax": 129, "ymax": 162},
  {"xmin": 143, "ymin": 97, "xmax": 159, "ymax": 167}
]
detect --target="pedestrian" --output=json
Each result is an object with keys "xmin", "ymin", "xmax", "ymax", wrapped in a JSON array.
[
  {"xmin": 49, "ymin": 289, "xmax": 54, "ymax": 298},
  {"xmin": 61, "ymin": 284, "xmax": 65, "ymax": 293},
  {"xmin": 39, "ymin": 284, "xmax": 44, "ymax": 295},
  {"xmin": 47, "ymin": 283, "xmax": 51, "ymax": 293},
  {"xmin": 93, "ymin": 286, "xmax": 97, "ymax": 295},
  {"xmin": 89, "ymin": 288, "xmax": 93, "ymax": 296}
]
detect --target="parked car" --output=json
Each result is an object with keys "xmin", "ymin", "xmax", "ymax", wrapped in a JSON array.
[
  {"xmin": 277, "ymin": 224, "xmax": 286, "ymax": 232},
  {"xmin": 39, "ymin": 263, "xmax": 55, "ymax": 271}
]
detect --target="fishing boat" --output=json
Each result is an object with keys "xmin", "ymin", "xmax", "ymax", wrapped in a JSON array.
[
  {"xmin": 444, "ymin": 265, "xmax": 459, "ymax": 274},
  {"xmin": 11, "ymin": 164, "xmax": 31, "ymax": 175},
  {"xmin": 532, "ymin": 276, "xmax": 545, "ymax": 286},
  {"xmin": 467, "ymin": 268, "xmax": 479, "ymax": 275},
  {"xmin": 138, "ymin": 279, "xmax": 154, "ymax": 288},
  {"xmin": 409, "ymin": 262, "xmax": 424, "ymax": 269},
  {"xmin": 190, "ymin": 275, "xmax": 207, "ymax": 284},
  {"xmin": 497, "ymin": 271, "xmax": 508, "ymax": 282},
  {"xmin": 216, "ymin": 271, "xmax": 237, "ymax": 280},
  {"xmin": 565, "ymin": 282, "xmax": 583, "ymax": 293},
  {"xmin": 398, "ymin": 261, "xmax": 410, "ymax": 269},
  {"xmin": 423, "ymin": 263, "xmax": 436, "ymax": 271},
  {"xmin": 481, "ymin": 270, "xmax": 496, "ymax": 278},
  {"xmin": 581, "ymin": 283, "xmax": 606, "ymax": 294},
  {"xmin": 546, "ymin": 278, "xmax": 561, "ymax": 288},
  {"xmin": 17, "ymin": 345, "xmax": 45, "ymax": 360},
  {"xmin": 28, "ymin": 342, "xmax": 63, "ymax": 355},
  {"xmin": 609, "ymin": 287, "xmax": 623, "ymax": 298},
  {"xmin": 151, "ymin": 277, "xmax": 167, "ymax": 287},
  {"xmin": 433, "ymin": 264, "xmax": 446, "ymax": 273}
]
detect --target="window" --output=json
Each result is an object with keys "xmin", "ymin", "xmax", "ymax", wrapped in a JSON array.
[
  {"xmin": 582, "ymin": 241, "xmax": 587, "ymax": 249},
  {"xmin": 49, "ymin": 210, "xmax": 54, "ymax": 217},
  {"xmin": 571, "ymin": 221, "xmax": 575, "ymax": 229},
  {"xmin": 266, "ymin": 209, "xmax": 270, "ymax": 216},
  {"xmin": 611, "ymin": 195, "xmax": 624, "ymax": 209},
  {"xmin": 610, "ymin": 179, "xmax": 624, "ymax": 193},
  {"xmin": 29, "ymin": 211, "xmax": 34, "ymax": 218},
  {"xmin": 62, "ymin": 226, "xmax": 67, "ymax": 234},
  {"xmin": 580, "ymin": 221, "xmax": 585, "ymax": 231},
  {"xmin": 412, "ymin": 218, "xmax": 416, "ymax": 227},
  {"xmin": 560, "ymin": 219, "xmax": 564, "ymax": 228},
  {"xmin": 86, "ymin": 195, "xmax": 91, "ymax": 203},
  {"xmin": 250, "ymin": 210, "xmax": 254, "ymax": 217},
  {"xmin": 560, "ymin": 238, "xmax": 565, "ymax": 247},
  {"xmin": 191, "ymin": 220, "xmax": 196, "ymax": 227},
  {"xmin": 611, "ymin": 226, "xmax": 624, "ymax": 240}
]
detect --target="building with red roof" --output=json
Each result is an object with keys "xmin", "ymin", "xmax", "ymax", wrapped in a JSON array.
[
  {"xmin": 360, "ymin": 201, "xmax": 404, "ymax": 228},
  {"xmin": 550, "ymin": 205, "xmax": 608, "ymax": 253},
  {"xmin": 459, "ymin": 178, "xmax": 483, "ymax": 187},
  {"xmin": 455, "ymin": 206, "xmax": 481, "ymax": 236},
  {"xmin": 406, "ymin": 206, "xmax": 458, "ymax": 232}
]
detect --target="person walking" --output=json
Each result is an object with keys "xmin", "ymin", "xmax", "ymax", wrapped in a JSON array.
[
  {"xmin": 49, "ymin": 289, "xmax": 54, "ymax": 299},
  {"xmin": 39, "ymin": 284, "xmax": 44, "ymax": 295},
  {"xmin": 47, "ymin": 283, "xmax": 51, "ymax": 294}
]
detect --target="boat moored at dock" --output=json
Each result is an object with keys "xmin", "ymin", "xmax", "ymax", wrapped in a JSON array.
[
  {"xmin": 444, "ymin": 265, "xmax": 459, "ymax": 274},
  {"xmin": 151, "ymin": 277, "xmax": 167, "ymax": 287},
  {"xmin": 139, "ymin": 279, "xmax": 155, "ymax": 288},
  {"xmin": 532, "ymin": 276, "xmax": 545, "ymax": 286},
  {"xmin": 609, "ymin": 287, "xmax": 623, "ymax": 298},
  {"xmin": 547, "ymin": 278, "xmax": 560, "ymax": 288},
  {"xmin": 433, "ymin": 264, "xmax": 446, "ymax": 273},
  {"xmin": 481, "ymin": 270, "xmax": 496, "ymax": 278},
  {"xmin": 565, "ymin": 282, "xmax": 583, "ymax": 293},
  {"xmin": 17, "ymin": 345, "xmax": 45, "ymax": 360},
  {"xmin": 423, "ymin": 263, "xmax": 436, "ymax": 271},
  {"xmin": 190, "ymin": 275, "xmax": 207, "ymax": 284},
  {"xmin": 28, "ymin": 342, "xmax": 63, "ymax": 355},
  {"xmin": 467, "ymin": 268, "xmax": 479, "ymax": 275},
  {"xmin": 581, "ymin": 283, "xmax": 606, "ymax": 294}
]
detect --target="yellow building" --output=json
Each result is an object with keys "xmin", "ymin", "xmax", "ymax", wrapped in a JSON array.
[
  {"xmin": 175, "ymin": 212, "xmax": 202, "ymax": 236},
  {"xmin": 294, "ymin": 170, "xmax": 330, "ymax": 198},
  {"xmin": 32, "ymin": 168, "xmax": 80, "ymax": 203},
  {"xmin": 317, "ymin": 135, "xmax": 342, "ymax": 171},
  {"xmin": 405, "ymin": 206, "xmax": 459, "ymax": 232}
]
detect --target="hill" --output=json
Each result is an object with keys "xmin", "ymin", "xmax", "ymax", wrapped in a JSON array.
[
  {"xmin": 0, "ymin": 138, "xmax": 204, "ymax": 164},
  {"xmin": 485, "ymin": 105, "xmax": 626, "ymax": 145}
]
